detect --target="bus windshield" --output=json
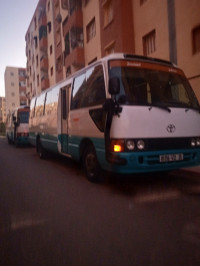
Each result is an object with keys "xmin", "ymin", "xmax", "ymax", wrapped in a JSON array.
[
  {"xmin": 18, "ymin": 111, "xmax": 29, "ymax": 123},
  {"xmin": 109, "ymin": 60, "xmax": 199, "ymax": 110}
]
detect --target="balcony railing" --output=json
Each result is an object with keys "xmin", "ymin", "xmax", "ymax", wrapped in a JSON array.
[
  {"xmin": 63, "ymin": 9, "xmax": 83, "ymax": 37},
  {"xmin": 39, "ymin": 36, "xmax": 48, "ymax": 52},
  {"xmin": 41, "ymin": 76, "xmax": 49, "ymax": 90},
  {"xmin": 38, "ymin": 13, "xmax": 47, "ymax": 28},
  {"xmin": 40, "ymin": 56, "xmax": 48, "ymax": 71},
  {"xmin": 65, "ymin": 46, "xmax": 84, "ymax": 68}
]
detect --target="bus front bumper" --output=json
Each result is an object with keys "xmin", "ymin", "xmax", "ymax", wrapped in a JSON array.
[{"xmin": 103, "ymin": 148, "xmax": 200, "ymax": 174}]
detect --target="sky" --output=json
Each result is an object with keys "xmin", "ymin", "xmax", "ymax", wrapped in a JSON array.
[{"xmin": 0, "ymin": 0, "xmax": 39, "ymax": 97}]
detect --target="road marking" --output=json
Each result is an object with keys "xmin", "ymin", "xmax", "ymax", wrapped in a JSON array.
[
  {"xmin": 11, "ymin": 213, "xmax": 47, "ymax": 231},
  {"xmin": 133, "ymin": 190, "xmax": 181, "ymax": 203}
]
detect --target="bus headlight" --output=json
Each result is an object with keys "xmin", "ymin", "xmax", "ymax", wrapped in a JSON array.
[
  {"xmin": 137, "ymin": 140, "xmax": 145, "ymax": 150},
  {"xmin": 126, "ymin": 140, "xmax": 135, "ymax": 151},
  {"xmin": 196, "ymin": 138, "xmax": 200, "ymax": 146},
  {"xmin": 191, "ymin": 139, "xmax": 196, "ymax": 147}
]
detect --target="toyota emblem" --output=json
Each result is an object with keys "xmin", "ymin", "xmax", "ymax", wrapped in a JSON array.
[{"xmin": 167, "ymin": 124, "xmax": 176, "ymax": 133}]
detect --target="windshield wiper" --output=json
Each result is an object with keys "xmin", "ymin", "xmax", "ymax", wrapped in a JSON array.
[
  {"xmin": 160, "ymin": 100, "xmax": 200, "ymax": 113},
  {"xmin": 185, "ymin": 106, "xmax": 200, "ymax": 113},
  {"xmin": 148, "ymin": 103, "xmax": 171, "ymax": 113}
]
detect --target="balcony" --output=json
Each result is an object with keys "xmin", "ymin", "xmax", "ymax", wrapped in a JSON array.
[
  {"xmin": 38, "ymin": 13, "xmax": 47, "ymax": 28},
  {"xmin": 41, "ymin": 76, "xmax": 49, "ymax": 91},
  {"xmin": 19, "ymin": 75, "xmax": 26, "ymax": 81},
  {"xmin": 65, "ymin": 46, "xmax": 84, "ymax": 68},
  {"xmin": 40, "ymin": 56, "xmax": 48, "ymax": 71},
  {"xmin": 39, "ymin": 36, "xmax": 48, "ymax": 52},
  {"xmin": 63, "ymin": 9, "xmax": 83, "ymax": 37}
]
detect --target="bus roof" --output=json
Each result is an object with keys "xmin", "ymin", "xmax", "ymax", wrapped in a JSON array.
[{"xmin": 100, "ymin": 53, "xmax": 175, "ymax": 68}]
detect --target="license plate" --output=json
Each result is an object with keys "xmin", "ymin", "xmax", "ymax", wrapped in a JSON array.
[{"xmin": 159, "ymin": 153, "xmax": 183, "ymax": 163}]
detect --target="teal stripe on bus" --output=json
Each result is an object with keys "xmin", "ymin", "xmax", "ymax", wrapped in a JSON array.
[
  {"xmin": 41, "ymin": 134, "xmax": 58, "ymax": 153},
  {"xmin": 68, "ymin": 135, "xmax": 105, "ymax": 163}
]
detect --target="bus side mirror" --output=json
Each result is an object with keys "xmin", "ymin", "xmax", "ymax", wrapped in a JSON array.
[{"xmin": 109, "ymin": 77, "xmax": 120, "ymax": 95}]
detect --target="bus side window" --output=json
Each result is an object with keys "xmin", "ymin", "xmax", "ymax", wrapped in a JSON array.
[
  {"xmin": 84, "ymin": 64, "xmax": 106, "ymax": 107},
  {"xmin": 71, "ymin": 73, "xmax": 86, "ymax": 110},
  {"xmin": 45, "ymin": 87, "xmax": 60, "ymax": 115},
  {"xmin": 35, "ymin": 93, "xmax": 46, "ymax": 117},
  {"xmin": 30, "ymin": 98, "xmax": 37, "ymax": 119}
]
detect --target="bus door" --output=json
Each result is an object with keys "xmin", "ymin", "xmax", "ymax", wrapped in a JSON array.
[{"xmin": 61, "ymin": 85, "xmax": 70, "ymax": 153}]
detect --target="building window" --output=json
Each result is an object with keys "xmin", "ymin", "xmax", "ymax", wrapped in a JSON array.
[
  {"xmin": 50, "ymin": 45, "xmax": 53, "ymax": 55},
  {"xmin": 61, "ymin": 0, "xmax": 68, "ymax": 9},
  {"xmin": 66, "ymin": 66, "xmax": 71, "ymax": 77},
  {"xmin": 56, "ymin": 28, "xmax": 61, "ymax": 46},
  {"xmin": 48, "ymin": 1, "xmax": 50, "ymax": 11},
  {"xmin": 143, "ymin": 30, "xmax": 156, "ymax": 55},
  {"xmin": 19, "ymin": 81, "xmax": 26, "ymax": 87},
  {"xmin": 65, "ymin": 33, "xmax": 70, "ymax": 56},
  {"xmin": 39, "ymin": 26, "xmax": 47, "ymax": 40},
  {"xmin": 11, "ymin": 82, "xmax": 14, "ymax": 86},
  {"xmin": 48, "ymin": 22, "xmax": 52, "ymax": 34},
  {"xmin": 103, "ymin": 0, "xmax": 113, "ymax": 27},
  {"xmin": 70, "ymin": 27, "xmax": 83, "ymax": 49},
  {"xmin": 37, "ymin": 74, "xmax": 40, "ymax": 86},
  {"xmin": 10, "ymin": 72, "xmax": 14, "ymax": 76},
  {"xmin": 86, "ymin": 18, "xmax": 96, "ymax": 43},
  {"xmin": 51, "ymin": 67, "xmax": 53, "ymax": 76},
  {"xmin": 36, "ymin": 55, "xmax": 39, "ymax": 67},
  {"xmin": 34, "ymin": 16, "xmax": 37, "ymax": 30},
  {"xmin": 192, "ymin": 26, "xmax": 200, "ymax": 54},
  {"xmin": 11, "ymin": 92, "xmax": 15, "ymax": 96}
]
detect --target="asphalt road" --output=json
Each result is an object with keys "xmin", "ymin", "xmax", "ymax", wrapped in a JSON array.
[{"xmin": 0, "ymin": 137, "xmax": 200, "ymax": 266}]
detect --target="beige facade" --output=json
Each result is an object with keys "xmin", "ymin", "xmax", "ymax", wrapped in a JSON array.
[
  {"xmin": 4, "ymin": 67, "xmax": 27, "ymax": 116},
  {"xmin": 133, "ymin": 0, "xmax": 170, "ymax": 60},
  {"xmin": 25, "ymin": 0, "xmax": 200, "ymax": 101},
  {"xmin": 133, "ymin": 0, "xmax": 200, "ymax": 100},
  {"xmin": 175, "ymin": 0, "xmax": 200, "ymax": 99},
  {"xmin": 82, "ymin": 0, "xmax": 101, "ymax": 65},
  {"xmin": 0, "ymin": 97, "xmax": 6, "ymax": 123}
]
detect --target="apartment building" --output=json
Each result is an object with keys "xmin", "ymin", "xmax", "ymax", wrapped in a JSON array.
[
  {"xmin": 0, "ymin": 97, "xmax": 6, "ymax": 123},
  {"xmin": 25, "ymin": 0, "xmax": 200, "ymax": 101},
  {"xmin": 4, "ymin": 67, "xmax": 27, "ymax": 115}
]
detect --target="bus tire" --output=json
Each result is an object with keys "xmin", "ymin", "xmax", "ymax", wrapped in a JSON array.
[
  {"xmin": 37, "ymin": 138, "xmax": 46, "ymax": 159},
  {"xmin": 82, "ymin": 144, "xmax": 101, "ymax": 182}
]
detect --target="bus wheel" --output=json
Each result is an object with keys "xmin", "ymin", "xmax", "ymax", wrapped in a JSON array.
[
  {"xmin": 37, "ymin": 138, "xmax": 46, "ymax": 159},
  {"xmin": 83, "ymin": 144, "xmax": 101, "ymax": 182}
]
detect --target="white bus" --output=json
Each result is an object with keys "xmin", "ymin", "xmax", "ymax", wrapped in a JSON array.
[
  {"xmin": 6, "ymin": 105, "xmax": 30, "ymax": 146},
  {"xmin": 29, "ymin": 53, "xmax": 200, "ymax": 181}
]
